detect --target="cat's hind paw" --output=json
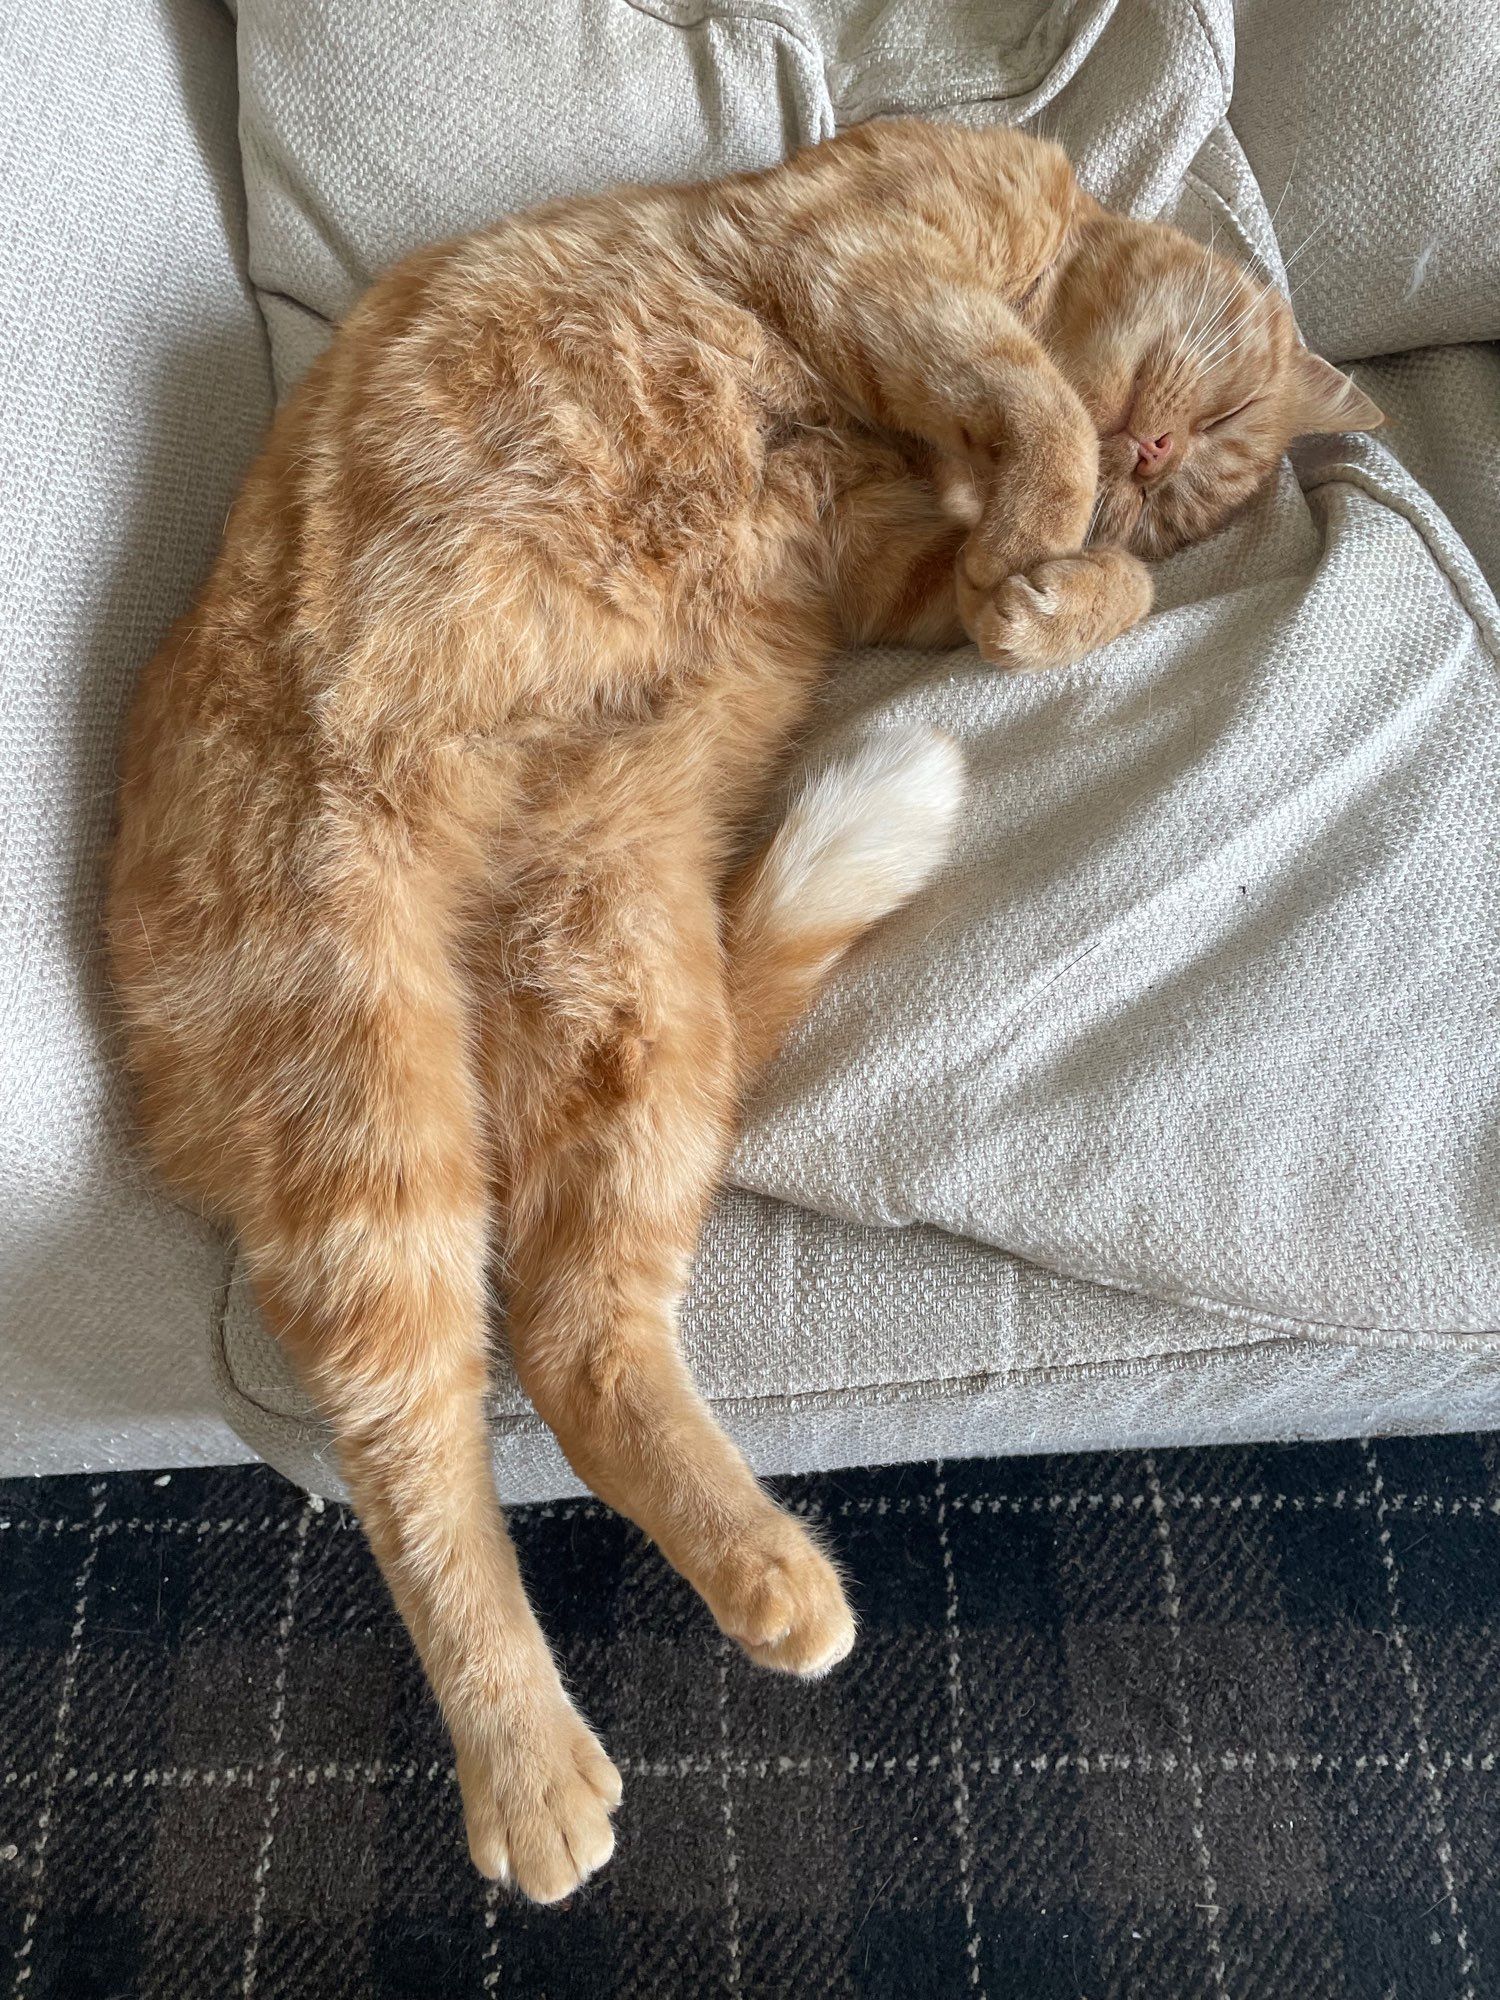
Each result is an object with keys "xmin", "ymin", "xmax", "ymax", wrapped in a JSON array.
[
  {"xmin": 703, "ymin": 1510, "xmax": 856, "ymax": 1678},
  {"xmin": 459, "ymin": 1695, "xmax": 622, "ymax": 1901}
]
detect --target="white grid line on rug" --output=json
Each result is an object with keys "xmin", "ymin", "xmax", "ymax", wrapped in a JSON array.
[
  {"xmin": 4, "ymin": 1486, "xmax": 1498, "ymax": 1535},
  {"xmin": 715, "ymin": 1645, "xmax": 744, "ymax": 1994},
  {"xmin": 240, "ymin": 1497, "xmax": 315, "ymax": 2000},
  {"xmin": 480, "ymin": 1877, "xmax": 503, "ymax": 1993},
  {"xmin": 6, "ymin": 1743, "xmax": 1496, "ymax": 1799},
  {"xmin": 9, "ymin": 1480, "xmax": 107, "ymax": 1998},
  {"xmin": 1365, "ymin": 1441, "xmax": 1478, "ymax": 2000},
  {"xmin": 1146, "ymin": 1454, "xmax": 1228, "ymax": 1996},
  {"xmin": 933, "ymin": 1464, "xmax": 985, "ymax": 1998}
]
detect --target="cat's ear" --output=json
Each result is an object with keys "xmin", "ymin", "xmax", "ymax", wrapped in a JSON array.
[{"xmin": 1285, "ymin": 349, "xmax": 1385, "ymax": 436}]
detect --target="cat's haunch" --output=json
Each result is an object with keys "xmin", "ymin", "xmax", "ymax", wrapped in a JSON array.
[{"xmin": 106, "ymin": 118, "xmax": 1381, "ymax": 1901}]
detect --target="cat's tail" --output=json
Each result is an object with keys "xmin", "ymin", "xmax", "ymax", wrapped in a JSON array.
[{"xmin": 723, "ymin": 724, "xmax": 966, "ymax": 1085}]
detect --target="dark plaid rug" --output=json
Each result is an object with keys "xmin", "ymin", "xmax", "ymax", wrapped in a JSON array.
[{"xmin": 3, "ymin": 1433, "xmax": 1498, "ymax": 2000}]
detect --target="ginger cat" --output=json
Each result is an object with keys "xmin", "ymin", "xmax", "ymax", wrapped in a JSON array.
[{"xmin": 107, "ymin": 120, "xmax": 1382, "ymax": 1900}]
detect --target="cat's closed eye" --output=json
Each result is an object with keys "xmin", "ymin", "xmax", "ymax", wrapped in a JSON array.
[{"xmin": 1200, "ymin": 396, "xmax": 1262, "ymax": 432}]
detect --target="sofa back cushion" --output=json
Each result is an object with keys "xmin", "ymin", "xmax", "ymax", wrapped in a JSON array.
[{"xmin": 1230, "ymin": 0, "xmax": 1500, "ymax": 359}]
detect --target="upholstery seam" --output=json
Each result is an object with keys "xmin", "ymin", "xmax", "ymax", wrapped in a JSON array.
[
  {"xmin": 216, "ymin": 1287, "xmax": 1500, "ymax": 1447},
  {"xmin": 1181, "ymin": 0, "xmax": 1232, "ymax": 104},
  {"xmin": 619, "ymin": 0, "xmax": 1108, "ymax": 125},
  {"xmin": 1300, "ymin": 466, "xmax": 1500, "ymax": 666},
  {"xmin": 618, "ymin": 0, "xmax": 825, "ymax": 81},
  {"xmin": 1180, "ymin": 167, "xmax": 1264, "ymax": 269}
]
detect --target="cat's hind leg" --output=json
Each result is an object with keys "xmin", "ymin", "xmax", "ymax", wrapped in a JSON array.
[
  {"xmin": 487, "ymin": 728, "xmax": 964, "ymax": 1673},
  {"xmin": 487, "ymin": 861, "xmax": 856, "ymax": 1677},
  {"xmin": 117, "ymin": 864, "xmax": 622, "ymax": 1901}
]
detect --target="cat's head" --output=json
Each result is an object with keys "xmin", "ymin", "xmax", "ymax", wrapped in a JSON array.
[{"xmin": 1044, "ymin": 212, "xmax": 1384, "ymax": 558}]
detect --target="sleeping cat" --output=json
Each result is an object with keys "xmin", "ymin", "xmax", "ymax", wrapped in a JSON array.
[{"xmin": 107, "ymin": 118, "xmax": 1382, "ymax": 1900}]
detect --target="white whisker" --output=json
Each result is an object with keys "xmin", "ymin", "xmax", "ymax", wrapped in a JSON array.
[
  {"xmin": 1265, "ymin": 150, "xmax": 1300, "ymax": 239},
  {"xmin": 1082, "ymin": 486, "xmax": 1107, "ymax": 549},
  {"xmin": 1194, "ymin": 283, "xmax": 1280, "ymax": 372},
  {"xmin": 1173, "ymin": 227, "xmax": 1219, "ymax": 361},
  {"xmin": 1157, "ymin": 265, "xmax": 1215, "ymax": 399},
  {"xmin": 1154, "ymin": 231, "xmax": 1231, "ymax": 405},
  {"xmin": 1201, "ymin": 299, "xmax": 1274, "ymax": 366},
  {"xmin": 1200, "ymin": 290, "xmax": 1283, "ymax": 373},
  {"xmin": 1279, "ymin": 219, "xmax": 1327, "ymax": 278},
  {"xmin": 1183, "ymin": 274, "xmax": 1251, "ymax": 367}
]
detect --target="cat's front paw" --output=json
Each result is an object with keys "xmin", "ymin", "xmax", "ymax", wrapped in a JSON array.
[
  {"xmin": 458, "ymin": 1694, "xmax": 622, "ymax": 1901},
  {"xmin": 967, "ymin": 547, "xmax": 1152, "ymax": 673},
  {"xmin": 701, "ymin": 1509, "xmax": 855, "ymax": 1678}
]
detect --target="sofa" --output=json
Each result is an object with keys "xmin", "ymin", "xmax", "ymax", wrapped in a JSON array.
[{"xmin": 3, "ymin": 0, "xmax": 1496, "ymax": 1497}]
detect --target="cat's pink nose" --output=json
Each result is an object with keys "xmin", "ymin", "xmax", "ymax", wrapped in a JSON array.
[{"xmin": 1134, "ymin": 431, "xmax": 1174, "ymax": 474}]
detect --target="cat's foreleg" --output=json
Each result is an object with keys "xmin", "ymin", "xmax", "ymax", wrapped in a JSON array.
[
  {"xmin": 946, "ymin": 367, "xmax": 1154, "ymax": 671},
  {"xmin": 768, "ymin": 261, "xmax": 1140, "ymax": 666},
  {"xmin": 963, "ymin": 545, "xmax": 1153, "ymax": 672}
]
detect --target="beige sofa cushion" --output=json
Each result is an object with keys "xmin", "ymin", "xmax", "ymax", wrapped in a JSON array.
[
  {"xmin": 217, "ymin": 1187, "xmax": 1500, "ymax": 1504},
  {"xmin": 0, "ymin": 0, "xmax": 274, "ymax": 1474},
  {"xmin": 1230, "ymin": 0, "xmax": 1500, "ymax": 360},
  {"xmin": 1361, "ymin": 344, "xmax": 1500, "ymax": 602}
]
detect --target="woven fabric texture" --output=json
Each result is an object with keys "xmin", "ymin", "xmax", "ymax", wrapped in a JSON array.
[
  {"xmin": 1361, "ymin": 344, "xmax": 1500, "ymax": 604},
  {"xmin": 1230, "ymin": 0, "xmax": 1500, "ymax": 361},
  {"xmin": 0, "ymin": 0, "xmax": 273, "ymax": 1474},
  {"xmin": 216, "ymin": 1188, "xmax": 1500, "ymax": 1506},
  {"xmin": 4, "ymin": 1434, "xmax": 1498, "ymax": 1996}
]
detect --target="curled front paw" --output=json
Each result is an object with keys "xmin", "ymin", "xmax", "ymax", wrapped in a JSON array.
[
  {"xmin": 458, "ymin": 1695, "xmax": 622, "ymax": 1901},
  {"xmin": 963, "ymin": 547, "xmax": 1152, "ymax": 673}
]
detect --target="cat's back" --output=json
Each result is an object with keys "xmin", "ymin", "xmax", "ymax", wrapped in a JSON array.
[
  {"xmin": 135, "ymin": 119, "xmax": 1072, "ymax": 746},
  {"xmin": 383, "ymin": 184, "xmax": 846, "ymax": 551},
  {"xmin": 109, "ymin": 170, "xmax": 854, "ymax": 941},
  {"xmin": 375, "ymin": 185, "xmax": 825, "ymax": 569},
  {"xmin": 155, "ymin": 181, "xmax": 833, "ymax": 742}
]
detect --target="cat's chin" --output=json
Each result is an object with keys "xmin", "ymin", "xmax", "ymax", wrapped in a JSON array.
[{"xmin": 1089, "ymin": 475, "xmax": 1146, "ymax": 554}]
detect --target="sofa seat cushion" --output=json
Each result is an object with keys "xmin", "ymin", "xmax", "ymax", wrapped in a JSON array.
[
  {"xmin": 217, "ymin": 1189, "xmax": 1500, "ymax": 1504},
  {"xmin": 0, "ymin": 0, "xmax": 274, "ymax": 1475}
]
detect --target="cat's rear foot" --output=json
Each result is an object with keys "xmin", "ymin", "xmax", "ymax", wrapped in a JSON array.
[
  {"xmin": 967, "ymin": 546, "xmax": 1152, "ymax": 672},
  {"xmin": 458, "ymin": 1690, "xmax": 622, "ymax": 1901},
  {"xmin": 700, "ymin": 1509, "xmax": 856, "ymax": 1677}
]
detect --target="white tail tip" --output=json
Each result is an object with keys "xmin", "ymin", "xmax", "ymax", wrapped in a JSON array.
[{"xmin": 756, "ymin": 725, "xmax": 967, "ymax": 936}]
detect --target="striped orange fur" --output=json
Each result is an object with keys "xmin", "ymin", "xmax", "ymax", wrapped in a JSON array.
[{"xmin": 107, "ymin": 119, "xmax": 1381, "ymax": 1899}]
